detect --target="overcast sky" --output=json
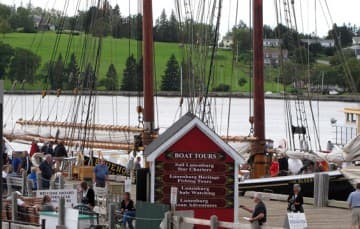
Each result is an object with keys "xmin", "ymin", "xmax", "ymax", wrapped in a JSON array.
[{"xmin": 1, "ymin": 0, "xmax": 359, "ymax": 37}]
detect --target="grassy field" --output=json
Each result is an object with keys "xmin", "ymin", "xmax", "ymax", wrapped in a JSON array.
[{"xmin": 0, "ymin": 32, "xmax": 282, "ymax": 92}]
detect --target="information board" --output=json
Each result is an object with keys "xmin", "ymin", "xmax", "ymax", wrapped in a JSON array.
[
  {"xmin": 37, "ymin": 189, "xmax": 77, "ymax": 207},
  {"xmin": 155, "ymin": 151, "xmax": 234, "ymax": 209},
  {"xmin": 286, "ymin": 212, "xmax": 308, "ymax": 229}
]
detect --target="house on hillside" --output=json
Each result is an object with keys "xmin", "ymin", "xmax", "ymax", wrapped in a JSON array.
[
  {"xmin": 300, "ymin": 38, "xmax": 335, "ymax": 48},
  {"xmin": 347, "ymin": 45, "xmax": 360, "ymax": 60},
  {"xmin": 353, "ymin": 37, "xmax": 360, "ymax": 45},
  {"xmin": 264, "ymin": 48, "xmax": 288, "ymax": 66},
  {"xmin": 263, "ymin": 38, "xmax": 281, "ymax": 47},
  {"xmin": 33, "ymin": 15, "xmax": 55, "ymax": 31},
  {"xmin": 220, "ymin": 35, "xmax": 233, "ymax": 49}
]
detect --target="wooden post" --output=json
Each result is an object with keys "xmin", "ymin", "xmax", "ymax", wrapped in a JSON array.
[
  {"xmin": 27, "ymin": 180, "xmax": 33, "ymax": 197},
  {"xmin": 37, "ymin": 173, "xmax": 42, "ymax": 190},
  {"xmin": 210, "ymin": 215, "xmax": 218, "ymax": 229},
  {"xmin": 41, "ymin": 219, "xmax": 46, "ymax": 229},
  {"xmin": 59, "ymin": 174, "xmax": 64, "ymax": 189},
  {"xmin": 11, "ymin": 192, "xmax": 17, "ymax": 222},
  {"xmin": 314, "ymin": 173, "xmax": 329, "ymax": 207},
  {"xmin": 166, "ymin": 211, "xmax": 172, "ymax": 229},
  {"xmin": 57, "ymin": 197, "xmax": 65, "ymax": 228},
  {"xmin": 21, "ymin": 170, "xmax": 26, "ymax": 195},
  {"xmin": 108, "ymin": 203, "xmax": 116, "ymax": 229}
]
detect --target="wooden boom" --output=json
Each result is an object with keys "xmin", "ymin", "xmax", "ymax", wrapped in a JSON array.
[
  {"xmin": 4, "ymin": 133, "xmax": 141, "ymax": 151},
  {"xmin": 16, "ymin": 119, "xmax": 143, "ymax": 133}
]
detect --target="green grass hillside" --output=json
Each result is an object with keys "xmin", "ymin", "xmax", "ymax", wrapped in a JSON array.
[{"xmin": 0, "ymin": 32, "xmax": 282, "ymax": 92}]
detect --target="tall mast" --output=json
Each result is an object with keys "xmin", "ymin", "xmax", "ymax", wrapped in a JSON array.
[
  {"xmin": 142, "ymin": 0, "xmax": 155, "ymax": 144},
  {"xmin": 252, "ymin": 0, "xmax": 266, "ymax": 178}
]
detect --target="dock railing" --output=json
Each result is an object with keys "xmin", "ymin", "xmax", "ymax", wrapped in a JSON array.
[{"xmin": 160, "ymin": 212, "xmax": 283, "ymax": 229}]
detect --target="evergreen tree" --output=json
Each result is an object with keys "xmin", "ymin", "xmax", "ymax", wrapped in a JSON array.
[
  {"xmin": 0, "ymin": 42, "xmax": 13, "ymax": 79},
  {"xmin": 65, "ymin": 53, "xmax": 79, "ymax": 89},
  {"xmin": 136, "ymin": 57, "xmax": 143, "ymax": 91},
  {"xmin": 82, "ymin": 63, "xmax": 96, "ymax": 89},
  {"xmin": 154, "ymin": 9, "xmax": 169, "ymax": 42},
  {"xmin": 0, "ymin": 18, "xmax": 11, "ymax": 37},
  {"xmin": 121, "ymin": 54, "xmax": 138, "ymax": 91},
  {"xmin": 167, "ymin": 11, "xmax": 179, "ymax": 42},
  {"xmin": 48, "ymin": 54, "xmax": 65, "ymax": 89},
  {"xmin": 8, "ymin": 48, "xmax": 40, "ymax": 83},
  {"xmin": 104, "ymin": 63, "xmax": 119, "ymax": 90},
  {"xmin": 161, "ymin": 54, "xmax": 180, "ymax": 91}
]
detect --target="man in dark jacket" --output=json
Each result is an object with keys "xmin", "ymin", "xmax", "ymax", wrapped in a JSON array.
[
  {"xmin": 54, "ymin": 141, "xmax": 68, "ymax": 157},
  {"xmin": 39, "ymin": 154, "xmax": 53, "ymax": 189},
  {"xmin": 287, "ymin": 184, "xmax": 304, "ymax": 212},
  {"xmin": 21, "ymin": 151, "xmax": 32, "ymax": 175}
]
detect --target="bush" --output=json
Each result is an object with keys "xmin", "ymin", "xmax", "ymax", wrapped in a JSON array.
[{"xmin": 213, "ymin": 84, "xmax": 230, "ymax": 92}]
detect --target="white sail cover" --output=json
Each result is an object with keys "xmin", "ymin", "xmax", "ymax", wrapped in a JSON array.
[
  {"xmin": 343, "ymin": 135, "xmax": 360, "ymax": 161},
  {"xmin": 285, "ymin": 150, "xmax": 321, "ymax": 161},
  {"xmin": 341, "ymin": 166, "xmax": 360, "ymax": 189},
  {"xmin": 315, "ymin": 145, "xmax": 345, "ymax": 163}
]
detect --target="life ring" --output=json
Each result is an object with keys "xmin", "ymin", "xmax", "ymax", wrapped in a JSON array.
[{"xmin": 31, "ymin": 153, "xmax": 44, "ymax": 167}]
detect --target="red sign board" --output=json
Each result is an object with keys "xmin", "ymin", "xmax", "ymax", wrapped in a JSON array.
[{"xmin": 152, "ymin": 126, "xmax": 236, "ymax": 225}]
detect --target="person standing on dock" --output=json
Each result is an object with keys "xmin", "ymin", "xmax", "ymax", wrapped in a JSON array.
[
  {"xmin": 240, "ymin": 192, "xmax": 267, "ymax": 229},
  {"xmin": 79, "ymin": 181, "xmax": 95, "ymax": 210},
  {"xmin": 347, "ymin": 183, "xmax": 360, "ymax": 229},
  {"xmin": 287, "ymin": 184, "xmax": 304, "ymax": 213},
  {"xmin": 39, "ymin": 154, "xmax": 54, "ymax": 189},
  {"xmin": 93, "ymin": 158, "xmax": 108, "ymax": 187}
]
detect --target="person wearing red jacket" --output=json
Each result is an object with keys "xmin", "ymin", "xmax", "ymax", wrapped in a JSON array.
[
  {"xmin": 270, "ymin": 157, "xmax": 279, "ymax": 177},
  {"xmin": 29, "ymin": 141, "xmax": 39, "ymax": 157}
]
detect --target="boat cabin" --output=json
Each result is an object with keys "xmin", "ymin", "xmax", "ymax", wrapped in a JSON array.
[
  {"xmin": 344, "ymin": 108, "xmax": 360, "ymax": 132},
  {"xmin": 334, "ymin": 108, "xmax": 360, "ymax": 145}
]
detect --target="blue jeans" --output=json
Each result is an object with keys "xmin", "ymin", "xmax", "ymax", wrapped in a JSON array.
[{"xmin": 122, "ymin": 211, "xmax": 135, "ymax": 229}]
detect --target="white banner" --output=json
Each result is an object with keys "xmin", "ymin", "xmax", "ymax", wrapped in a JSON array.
[{"xmin": 37, "ymin": 189, "xmax": 77, "ymax": 207}]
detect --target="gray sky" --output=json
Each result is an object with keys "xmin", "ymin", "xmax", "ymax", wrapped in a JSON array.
[{"xmin": 1, "ymin": 0, "xmax": 359, "ymax": 37}]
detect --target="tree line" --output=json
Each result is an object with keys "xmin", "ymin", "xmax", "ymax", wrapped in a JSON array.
[
  {"xmin": 0, "ymin": 41, "xmax": 181, "ymax": 91},
  {"xmin": 225, "ymin": 20, "xmax": 360, "ymax": 92},
  {"xmin": 0, "ymin": 3, "xmax": 185, "ymax": 43}
]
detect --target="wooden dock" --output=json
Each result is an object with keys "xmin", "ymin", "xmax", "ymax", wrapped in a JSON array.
[{"xmin": 238, "ymin": 196, "xmax": 351, "ymax": 229}]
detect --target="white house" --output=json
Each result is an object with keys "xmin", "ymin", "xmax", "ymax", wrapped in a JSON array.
[
  {"xmin": 263, "ymin": 38, "xmax": 281, "ymax": 47},
  {"xmin": 300, "ymin": 39, "xmax": 335, "ymax": 48},
  {"xmin": 353, "ymin": 37, "xmax": 360, "ymax": 45},
  {"xmin": 348, "ymin": 45, "xmax": 360, "ymax": 60},
  {"xmin": 221, "ymin": 36, "xmax": 233, "ymax": 49}
]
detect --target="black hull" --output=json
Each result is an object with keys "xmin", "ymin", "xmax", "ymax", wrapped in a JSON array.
[{"xmin": 239, "ymin": 172, "xmax": 354, "ymax": 201}]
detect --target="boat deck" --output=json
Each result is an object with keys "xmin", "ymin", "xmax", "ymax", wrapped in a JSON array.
[{"xmin": 238, "ymin": 196, "xmax": 350, "ymax": 229}]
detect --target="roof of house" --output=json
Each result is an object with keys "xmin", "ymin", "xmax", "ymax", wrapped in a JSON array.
[{"xmin": 144, "ymin": 112, "xmax": 245, "ymax": 164}]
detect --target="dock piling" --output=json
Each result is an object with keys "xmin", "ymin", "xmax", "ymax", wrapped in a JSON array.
[
  {"xmin": 314, "ymin": 173, "xmax": 329, "ymax": 207},
  {"xmin": 108, "ymin": 203, "xmax": 116, "ymax": 229},
  {"xmin": 57, "ymin": 197, "xmax": 65, "ymax": 228}
]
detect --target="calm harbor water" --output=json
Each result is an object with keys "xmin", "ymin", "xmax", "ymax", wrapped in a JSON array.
[{"xmin": 3, "ymin": 95, "xmax": 359, "ymax": 150}]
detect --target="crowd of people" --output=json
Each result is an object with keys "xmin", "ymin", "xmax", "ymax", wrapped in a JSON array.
[{"xmin": 269, "ymin": 154, "xmax": 330, "ymax": 177}]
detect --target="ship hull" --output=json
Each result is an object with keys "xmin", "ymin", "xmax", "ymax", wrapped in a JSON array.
[{"xmin": 239, "ymin": 171, "xmax": 353, "ymax": 201}]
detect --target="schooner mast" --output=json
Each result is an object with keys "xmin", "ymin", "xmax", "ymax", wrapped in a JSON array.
[
  {"xmin": 142, "ymin": 0, "xmax": 157, "ymax": 146},
  {"xmin": 252, "ymin": 0, "xmax": 266, "ymax": 178}
]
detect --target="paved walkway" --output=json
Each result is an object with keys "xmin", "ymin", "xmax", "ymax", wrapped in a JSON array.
[{"xmin": 239, "ymin": 196, "xmax": 351, "ymax": 229}]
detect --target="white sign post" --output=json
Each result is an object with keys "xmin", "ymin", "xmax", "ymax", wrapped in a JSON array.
[
  {"xmin": 37, "ymin": 189, "xmax": 77, "ymax": 208},
  {"xmin": 285, "ymin": 212, "xmax": 308, "ymax": 229},
  {"xmin": 124, "ymin": 178, "xmax": 132, "ymax": 193},
  {"xmin": 170, "ymin": 187, "xmax": 178, "ymax": 205}
]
